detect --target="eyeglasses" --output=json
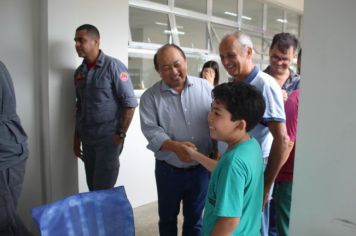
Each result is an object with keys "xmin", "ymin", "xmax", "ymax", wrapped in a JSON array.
[{"xmin": 270, "ymin": 55, "xmax": 291, "ymax": 63}]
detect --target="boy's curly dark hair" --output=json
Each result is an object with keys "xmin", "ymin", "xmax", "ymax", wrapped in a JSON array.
[{"xmin": 212, "ymin": 82, "xmax": 266, "ymax": 132}]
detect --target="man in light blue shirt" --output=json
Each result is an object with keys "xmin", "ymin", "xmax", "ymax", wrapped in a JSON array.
[{"xmin": 140, "ymin": 44, "xmax": 214, "ymax": 236}]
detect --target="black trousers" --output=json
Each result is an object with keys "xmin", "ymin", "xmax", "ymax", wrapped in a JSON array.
[{"xmin": 0, "ymin": 159, "xmax": 32, "ymax": 236}]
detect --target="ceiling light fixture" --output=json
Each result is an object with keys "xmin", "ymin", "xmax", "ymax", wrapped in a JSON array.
[
  {"xmin": 164, "ymin": 30, "xmax": 185, "ymax": 35},
  {"xmin": 224, "ymin": 11, "xmax": 252, "ymax": 20},
  {"xmin": 155, "ymin": 21, "xmax": 168, "ymax": 26},
  {"xmin": 276, "ymin": 18, "xmax": 288, "ymax": 23},
  {"xmin": 224, "ymin": 11, "xmax": 237, "ymax": 17},
  {"xmin": 242, "ymin": 15, "xmax": 252, "ymax": 21}
]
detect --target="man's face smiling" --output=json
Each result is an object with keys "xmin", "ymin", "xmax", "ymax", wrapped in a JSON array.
[
  {"xmin": 219, "ymin": 36, "xmax": 248, "ymax": 79},
  {"xmin": 208, "ymin": 100, "xmax": 240, "ymax": 142},
  {"xmin": 156, "ymin": 47, "xmax": 188, "ymax": 92},
  {"xmin": 269, "ymin": 45, "xmax": 295, "ymax": 75}
]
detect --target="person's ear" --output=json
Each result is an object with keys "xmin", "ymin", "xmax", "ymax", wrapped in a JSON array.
[
  {"xmin": 246, "ymin": 47, "xmax": 253, "ymax": 58},
  {"xmin": 235, "ymin": 119, "xmax": 247, "ymax": 131},
  {"xmin": 94, "ymin": 38, "xmax": 100, "ymax": 47}
]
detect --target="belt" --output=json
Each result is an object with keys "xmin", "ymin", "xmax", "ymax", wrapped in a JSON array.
[{"xmin": 158, "ymin": 160, "xmax": 200, "ymax": 171}]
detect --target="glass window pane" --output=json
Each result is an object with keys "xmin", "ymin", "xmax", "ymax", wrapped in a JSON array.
[
  {"xmin": 211, "ymin": 24, "xmax": 236, "ymax": 53},
  {"xmin": 262, "ymin": 38, "xmax": 271, "ymax": 58},
  {"xmin": 212, "ymin": 0, "xmax": 238, "ymax": 21},
  {"xmin": 267, "ymin": 5, "xmax": 284, "ymax": 33},
  {"xmin": 258, "ymin": 38, "xmax": 271, "ymax": 70},
  {"xmin": 286, "ymin": 11, "xmax": 300, "ymax": 36},
  {"xmin": 251, "ymin": 35, "xmax": 262, "ymax": 63},
  {"xmin": 175, "ymin": 0, "xmax": 207, "ymax": 14},
  {"xmin": 186, "ymin": 55, "xmax": 205, "ymax": 78},
  {"xmin": 175, "ymin": 16, "xmax": 207, "ymax": 49},
  {"xmin": 242, "ymin": 0, "xmax": 263, "ymax": 30},
  {"xmin": 128, "ymin": 56, "xmax": 158, "ymax": 90},
  {"xmin": 129, "ymin": 7, "xmax": 171, "ymax": 44}
]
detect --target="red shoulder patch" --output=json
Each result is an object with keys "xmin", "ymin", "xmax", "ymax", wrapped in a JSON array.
[{"xmin": 120, "ymin": 72, "xmax": 129, "ymax": 82}]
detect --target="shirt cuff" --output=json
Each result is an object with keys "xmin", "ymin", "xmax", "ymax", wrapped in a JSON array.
[
  {"xmin": 121, "ymin": 97, "xmax": 138, "ymax": 108},
  {"xmin": 147, "ymin": 134, "xmax": 170, "ymax": 152}
]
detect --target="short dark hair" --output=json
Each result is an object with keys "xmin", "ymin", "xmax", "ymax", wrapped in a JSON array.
[
  {"xmin": 76, "ymin": 24, "xmax": 100, "ymax": 39},
  {"xmin": 212, "ymin": 82, "xmax": 266, "ymax": 132},
  {"xmin": 153, "ymin": 44, "xmax": 186, "ymax": 71},
  {"xmin": 199, "ymin": 60, "xmax": 220, "ymax": 86},
  {"xmin": 270, "ymin": 32, "xmax": 299, "ymax": 53}
]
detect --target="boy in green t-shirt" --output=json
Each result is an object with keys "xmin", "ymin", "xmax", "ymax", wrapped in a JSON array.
[{"xmin": 184, "ymin": 81, "xmax": 266, "ymax": 235}]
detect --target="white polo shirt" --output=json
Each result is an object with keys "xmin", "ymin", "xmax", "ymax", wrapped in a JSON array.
[{"xmin": 244, "ymin": 67, "xmax": 285, "ymax": 158}]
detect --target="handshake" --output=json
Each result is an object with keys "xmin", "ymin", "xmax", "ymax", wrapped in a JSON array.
[
  {"xmin": 169, "ymin": 141, "xmax": 219, "ymax": 172},
  {"xmin": 176, "ymin": 141, "xmax": 200, "ymax": 163}
]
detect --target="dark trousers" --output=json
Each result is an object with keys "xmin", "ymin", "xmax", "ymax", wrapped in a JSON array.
[
  {"xmin": 155, "ymin": 160, "xmax": 209, "ymax": 236},
  {"xmin": 82, "ymin": 138, "xmax": 123, "ymax": 191},
  {"xmin": 0, "ymin": 159, "xmax": 32, "ymax": 236},
  {"xmin": 274, "ymin": 182, "xmax": 293, "ymax": 236}
]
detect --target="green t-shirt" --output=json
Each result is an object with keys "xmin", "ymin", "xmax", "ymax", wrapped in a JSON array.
[{"xmin": 202, "ymin": 138, "xmax": 263, "ymax": 236}]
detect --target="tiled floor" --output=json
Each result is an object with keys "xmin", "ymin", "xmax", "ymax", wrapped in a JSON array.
[{"xmin": 134, "ymin": 201, "xmax": 183, "ymax": 236}]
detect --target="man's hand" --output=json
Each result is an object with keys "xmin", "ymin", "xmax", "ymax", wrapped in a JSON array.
[
  {"xmin": 175, "ymin": 141, "xmax": 196, "ymax": 163},
  {"xmin": 263, "ymin": 188, "xmax": 270, "ymax": 209},
  {"xmin": 113, "ymin": 134, "xmax": 124, "ymax": 145},
  {"xmin": 181, "ymin": 143, "xmax": 199, "ymax": 160},
  {"xmin": 202, "ymin": 68, "xmax": 215, "ymax": 85},
  {"xmin": 282, "ymin": 89, "xmax": 288, "ymax": 102},
  {"xmin": 161, "ymin": 140, "xmax": 197, "ymax": 163}
]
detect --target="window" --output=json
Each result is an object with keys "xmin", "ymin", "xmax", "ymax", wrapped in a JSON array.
[
  {"xmin": 129, "ymin": 7, "xmax": 171, "ymax": 44},
  {"xmin": 175, "ymin": 16, "xmax": 207, "ymax": 49},
  {"xmin": 175, "ymin": 0, "xmax": 207, "ymax": 14},
  {"xmin": 286, "ymin": 10, "xmax": 300, "ymax": 36},
  {"xmin": 212, "ymin": 0, "xmax": 238, "ymax": 21},
  {"xmin": 128, "ymin": 0, "xmax": 302, "ymax": 91},
  {"xmin": 242, "ymin": 0, "xmax": 263, "ymax": 30},
  {"xmin": 128, "ymin": 56, "xmax": 157, "ymax": 90},
  {"xmin": 250, "ymin": 35, "xmax": 263, "ymax": 66},
  {"xmin": 211, "ymin": 23, "xmax": 237, "ymax": 53},
  {"xmin": 267, "ymin": 5, "xmax": 284, "ymax": 34}
]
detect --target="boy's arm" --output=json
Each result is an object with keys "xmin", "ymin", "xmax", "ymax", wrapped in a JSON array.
[
  {"xmin": 211, "ymin": 217, "xmax": 240, "ymax": 236},
  {"xmin": 183, "ymin": 145, "xmax": 217, "ymax": 171}
]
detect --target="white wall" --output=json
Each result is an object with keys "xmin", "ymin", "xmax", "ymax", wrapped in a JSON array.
[
  {"xmin": 290, "ymin": 1, "xmax": 356, "ymax": 235},
  {"xmin": 0, "ymin": 0, "xmax": 43, "ymax": 232},
  {"xmin": 46, "ymin": 0, "xmax": 156, "ymax": 209},
  {"xmin": 0, "ymin": 0, "xmax": 157, "ymax": 234}
]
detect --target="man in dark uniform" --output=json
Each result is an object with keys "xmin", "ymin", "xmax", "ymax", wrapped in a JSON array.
[
  {"xmin": 0, "ymin": 61, "xmax": 32, "ymax": 235},
  {"xmin": 73, "ymin": 24, "xmax": 138, "ymax": 191}
]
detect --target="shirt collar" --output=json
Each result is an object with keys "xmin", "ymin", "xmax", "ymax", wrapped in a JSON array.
[
  {"xmin": 81, "ymin": 50, "xmax": 105, "ymax": 69},
  {"xmin": 243, "ymin": 66, "xmax": 259, "ymax": 84},
  {"xmin": 95, "ymin": 50, "xmax": 105, "ymax": 67},
  {"xmin": 264, "ymin": 65, "xmax": 299, "ymax": 82},
  {"xmin": 160, "ymin": 76, "xmax": 193, "ymax": 93}
]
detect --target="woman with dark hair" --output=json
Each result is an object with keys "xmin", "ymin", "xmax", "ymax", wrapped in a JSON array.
[{"xmin": 199, "ymin": 60, "xmax": 220, "ymax": 87}]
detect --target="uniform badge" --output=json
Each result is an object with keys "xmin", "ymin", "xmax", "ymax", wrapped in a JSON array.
[{"xmin": 120, "ymin": 72, "xmax": 129, "ymax": 82}]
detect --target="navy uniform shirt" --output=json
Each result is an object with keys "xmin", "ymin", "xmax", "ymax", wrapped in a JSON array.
[
  {"xmin": 140, "ymin": 76, "xmax": 213, "ymax": 168},
  {"xmin": 74, "ymin": 51, "xmax": 138, "ymax": 144},
  {"xmin": 0, "ymin": 61, "xmax": 28, "ymax": 170}
]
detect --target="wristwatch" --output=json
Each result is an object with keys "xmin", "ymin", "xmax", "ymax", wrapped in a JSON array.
[{"xmin": 116, "ymin": 130, "xmax": 126, "ymax": 139}]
